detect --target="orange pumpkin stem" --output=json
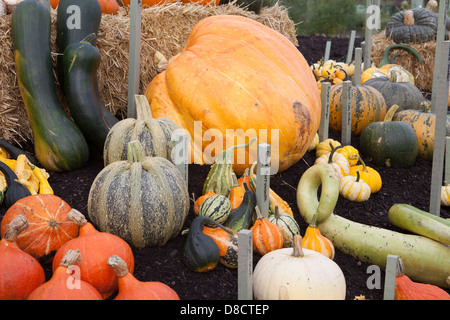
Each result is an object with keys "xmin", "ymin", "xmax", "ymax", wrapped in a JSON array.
[{"xmin": 3, "ymin": 215, "xmax": 28, "ymax": 242}]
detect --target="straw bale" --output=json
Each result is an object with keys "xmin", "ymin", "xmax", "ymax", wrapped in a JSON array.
[
  {"xmin": 0, "ymin": 2, "xmax": 297, "ymax": 145},
  {"xmin": 371, "ymin": 30, "xmax": 436, "ymax": 91}
]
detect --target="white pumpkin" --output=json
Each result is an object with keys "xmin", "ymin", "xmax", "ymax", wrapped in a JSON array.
[
  {"xmin": 253, "ymin": 235, "xmax": 346, "ymax": 300},
  {"xmin": 339, "ymin": 171, "xmax": 371, "ymax": 202}
]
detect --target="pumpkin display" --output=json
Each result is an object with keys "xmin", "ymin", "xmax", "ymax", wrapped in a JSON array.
[
  {"xmin": 0, "ymin": 215, "xmax": 45, "ymax": 300},
  {"xmin": 301, "ymin": 213, "xmax": 335, "ymax": 259},
  {"xmin": 348, "ymin": 155, "xmax": 382, "ymax": 194},
  {"xmin": 329, "ymin": 83, "xmax": 388, "ymax": 135},
  {"xmin": 145, "ymin": 15, "xmax": 321, "ymax": 175},
  {"xmin": 107, "ymin": 255, "xmax": 180, "ymax": 300},
  {"xmin": 103, "ymin": 95, "xmax": 180, "ymax": 166},
  {"xmin": 360, "ymin": 105, "xmax": 418, "ymax": 168},
  {"xmin": 363, "ymin": 74, "xmax": 426, "ymax": 112},
  {"xmin": 52, "ymin": 209, "xmax": 135, "ymax": 299},
  {"xmin": 88, "ymin": 140, "xmax": 189, "ymax": 248},
  {"xmin": 250, "ymin": 206, "xmax": 284, "ymax": 255},
  {"xmin": 253, "ymin": 235, "xmax": 346, "ymax": 300},
  {"xmin": 44, "ymin": 0, "xmax": 119, "ymax": 14},
  {"xmin": 392, "ymin": 109, "xmax": 450, "ymax": 161},
  {"xmin": 0, "ymin": 194, "xmax": 79, "ymax": 263},
  {"xmin": 385, "ymin": 8, "xmax": 438, "ymax": 44},
  {"xmin": 28, "ymin": 250, "xmax": 103, "ymax": 300},
  {"xmin": 339, "ymin": 171, "xmax": 371, "ymax": 202},
  {"xmin": 267, "ymin": 206, "xmax": 300, "ymax": 248}
]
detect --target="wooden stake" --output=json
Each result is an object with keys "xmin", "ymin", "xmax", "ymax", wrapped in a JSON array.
[
  {"xmin": 127, "ymin": 0, "xmax": 142, "ymax": 119},
  {"xmin": 353, "ymin": 47, "xmax": 362, "ymax": 86},
  {"xmin": 429, "ymin": 40, "xmax": 450, "ymax": 216},
  {"xmin": 346, "ymin": 30, "xmax": 356, "ymax": 64},
  {"xmin": 324, "ymin": 41, "xmax": 331, "ymax": 61},
  {"xmin": 431, "ymin": 0, "xmax": 449, "ymax": 112},
  {"xmin": 363, "ymin": 0, "xmax": 374, "ymax": 71},
  {"xmin": 341, "ymin": 81, "xmax": 353, "ymax": 146},
  {"xmin": 238, "ymin": 229, "xmax": 253, "ymax": 300},
  {"xmin": 256, "ymin": 143, "xmax": 271, "ymax": 218},
  {"xmin": 383, "ymin": 254, "xmax": 400, "ymax": 300},
  {"xmin": 319, "ymin": 82, "xmax": 331, "ymax": 141}
]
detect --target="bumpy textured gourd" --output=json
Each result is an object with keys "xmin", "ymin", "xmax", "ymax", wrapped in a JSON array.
[
  {"xmin": 267, "ymin": 206, "xmax": 300, "ymax": 248},
  {"xmin": 197, "ymin": 194, "xmax": 232, "ymax": 227},
  {"xmin": 12, "ymin": 0, "xmax": 89, "ymax": 172},
  {"xmin": 339, "ymin": 171, "xmax": 371, "ymax": 202},
  {"xmin": 296, "ymin": 163, "xmax": 450, "ymax": 288},
  {"xmin": 202, "ymin": 138, "xmax": 256, "ymax": 196}
]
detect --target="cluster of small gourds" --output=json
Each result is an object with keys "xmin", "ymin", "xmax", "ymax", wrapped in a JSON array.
[
  {"xmin": 0, "ymin": 199, "xmax": 180, "ymax": 300},
  {"xmin": 183, "ymin": 139, "xmax": 342, "ymax": 278},
  {"xmin": 308, "ymin": 134, "xmax": 382, "ymax": 203},
  {"xmin": 0, "ymin": 145, "xmax": 53, "ymax": 209},
  {"xmin": 310, "ymin": 59, "xmax": 356, "ymax": 90}
]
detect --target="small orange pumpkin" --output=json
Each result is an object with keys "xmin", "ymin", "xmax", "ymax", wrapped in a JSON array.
[
  {"xmin": 0, "ymin": 215, "xmax": 45, "ymax": 300},
  {"xmin": 108, "ymin": 255, "xmax": 180, "ymax": 300},
  {"xmin": 301, "ymin": 213, "xmax": 335, "ymax": 259},
  {"xmin": 28, "ymin": 250, "xmax": 103, "ymax": 300},
  {"xmin": 250, "ymin": 206, "xmax": 284, "ymax": 255},
  {"xmin": 194, "ymin": 181, "xmax": 217, "ymax": 215},
  {"xmin": 228, "ymin": 173, "xmax": 245, "ymax": 210},
  {"xmin": 0, "ymin": 194, "xmax": 79, "ymax": 263}
]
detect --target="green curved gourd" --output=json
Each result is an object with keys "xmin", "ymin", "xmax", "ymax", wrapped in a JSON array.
[{"xmin": 378, "ymin": 44, "xmax": 423, "ymax": 67}]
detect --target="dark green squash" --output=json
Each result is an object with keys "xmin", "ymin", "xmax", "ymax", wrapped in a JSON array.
[
  {"xmin": 0, "ymin": 161, "xmax": 31, "ymax": 209},
  {"xmin": 0, "ymin": 139, "xmax": 38, "ymax": 166},
  {"xmin": 363, "ymin": 73, "xmax": 425, "ymax": 111},
  {"xmin": 385, "ymin": 8, "xmax": 438, "ymax": 44},
  {"xmin": 183, "ymin": 216, "xmax": 221, "ymax": 272},
  {"xmin": 56, "ymin": 0, "xmax": 118, "ymax": 129},
  {"xmin": 11, "ymin": 0, "xmax": 89, "ymax": 172},
  {"xmin": 360, "ymin": 105, "xmax": 419, "ymax": 168},
  {"xmin": 62, "ymin": 34, "xmax": 117, "ymax": 153},
  {"xmin": 224, "ymin": 181, "xmax": 256, "ymax": 232}
]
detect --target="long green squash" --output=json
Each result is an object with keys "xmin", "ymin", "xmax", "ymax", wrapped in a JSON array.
[
  {"xmin": 63, "ymin": 35, "xmax": 117, "ymax": 152},
  {"xmin": 57, "ymin": 0, "xmax": 118, "ymax": 128},
  {"xmin": 12, "ymin": 0, "xmax": 89, "ymax": 172},
  {"xmin": 296, "ymin": 163, "xmax": 450, "ymax": 288}
]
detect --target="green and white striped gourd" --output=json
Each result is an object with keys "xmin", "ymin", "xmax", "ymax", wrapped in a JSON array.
[
  {"xmin": 88, "ymin": 140, "xmax": 189, "ymax": 248},
  {"xmin": 103, "ymin": 95, "xmax": 180, "ymax": 166},
  {"xmin": 198, "ymin": 194, "xmax": 232, "ymax": 227},
  {"xmin": 202, "ymin": 137, "xmax": 256, "ymax": 196},
  {"xmin": 268, "ymin": 206, "xmax": 301, "ymax": 247}
]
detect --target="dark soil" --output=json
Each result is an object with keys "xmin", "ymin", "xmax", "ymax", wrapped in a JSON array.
[{"xmin": 1, "ymin": 35, "xmax": 449, "ymax": 301}]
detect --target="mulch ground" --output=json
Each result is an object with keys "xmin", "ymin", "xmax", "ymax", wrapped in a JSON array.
[{"xmin": 1, "ymin": 35, "xmax": 449, "ymax": 301}]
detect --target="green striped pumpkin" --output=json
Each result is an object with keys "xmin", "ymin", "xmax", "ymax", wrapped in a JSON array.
[
  {"xmin": 103, "ymin": 95, "xmax": 179, "ymax": 166},
  {"xmin": 88, "ymin": 140, "xmax": 189, "ymax": 248},
  {"xmin": 198, "ymin": 194, "xmax": 232, "ymax": 227},
  {"xmin": 268, "ymin": 207, "xmax": 300, "ymax": 247},
  {"xmin": 329, "ymin": 84, "xmax": 388, "ymax": 135}
]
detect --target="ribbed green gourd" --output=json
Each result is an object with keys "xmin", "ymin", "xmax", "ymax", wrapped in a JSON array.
[
  {"xmin": 103, "ymin": 96, "xmax": 180, "ymax": 166},
  {"xmin": 202, "ymin": 138, "xmax": 256, "ymax": 196},
  {"xmin": 88, "ymin": 140, "xmax": 189, "ymax": 248}
]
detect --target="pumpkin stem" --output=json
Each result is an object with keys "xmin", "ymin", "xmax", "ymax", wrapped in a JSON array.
[
  {"xmin": 274, "ymin": 205, "xmax": 280, "ymax": 219},
  {"xmin": 348, "ymin": 154, "xmax": 367, "ymax": 171},
  {"xmin": 355, "ymin": 170, "xmax": 361, "ymax": 182},
  {"xmin": 127, "ymin": 140, "xmax": 144, "ymax": 163},
  {"xmin": 67, "ymin": 209, "xmax": 88, "ymax": 228},
  {"xmin": 395, "ymin": 257, "xmax": 406, "ymax": 277},
  {"xmin": 426, "ymin": 0, "xmax": 438, "ymax": 12},
  {"xmin": 291, "ymin": 234, "xmax": 305, "ymax": 258},
  {"xmin": 403, "ymin": 10, "xmax": 415, "ymax": 26},
  {"xmin": 79, "ymin": 33, "xmax": 97, "ymax": 45},
  {"xmin": 108, "ymin": 255, "xmax": 129, "ymax": 278},
  {"xmin": 135, "ymin": 94, "xmax": 153, "ymax": 121},
  {"xmin": 216, "ymin": 137, "xmax": 257, "ymax": 165},
  {"xmin": 59, "ymin": 249, "xmax": 81, "ymax": 268},
  {"xmin": 328, "ymin": 144, "xmax": 343, "ymax": 164},
  {"xmin": 384, "ymin": 104, "xmax": 400, "ymax": 122},
  {"xmin": 310, "ymin": 212, "xmax": 319, "ymax": 228},
  {"xmin": 3, "ymin": 215, "xmax": 28, "ymax": 242}
]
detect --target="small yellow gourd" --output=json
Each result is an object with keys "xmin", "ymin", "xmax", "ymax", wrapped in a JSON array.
[
  {"xmin": 314, "ymin": 145, "xmax": 350, "ymax": 179},
  {"xmin": 315, "ymin": 138, "xmax": 341, "ymax": 158},
  {"xmin": 340, "ymin": 170, "xmax": 371, "ymax": 202},
  {"xmin": 336, "ymin": 145, "xmax": 360, "ymax": 166}
]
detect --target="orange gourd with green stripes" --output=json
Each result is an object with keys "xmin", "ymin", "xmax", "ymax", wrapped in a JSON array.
[{"xmin": 250, "ymin": 206, "xmax": 284, "ymax": 255}]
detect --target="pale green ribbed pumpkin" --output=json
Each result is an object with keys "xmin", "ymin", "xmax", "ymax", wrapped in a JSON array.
[
  {"xmin": 103, "ymin": 95, "xmax": 180, "ymax": 166},
  {"xmin": 88, "ymin": 140, "xmax": 189, "ymax": 248}
]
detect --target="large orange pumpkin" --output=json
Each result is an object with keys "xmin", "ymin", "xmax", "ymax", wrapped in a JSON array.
[
  {"xmin": 145, "ymin": 15, "xmax": 321, "ymax": 175},
  {"xmin": 0, "ymin": 194, "xmax": 79, "ymax": 263}
]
